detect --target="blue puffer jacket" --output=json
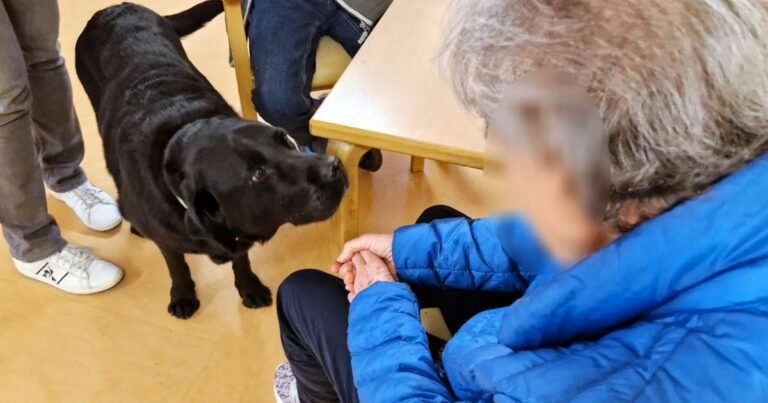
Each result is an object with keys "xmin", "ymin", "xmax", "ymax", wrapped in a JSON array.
[{"xmin": 348, "ymin": 153, "xmax": 768, "ymax": 402}]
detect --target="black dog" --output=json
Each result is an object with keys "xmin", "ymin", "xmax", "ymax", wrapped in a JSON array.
[{"xmin": 75, "ymin": 1, "xmax": 347, "ymax": 319}]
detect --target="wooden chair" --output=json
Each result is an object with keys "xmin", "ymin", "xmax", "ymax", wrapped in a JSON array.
[{"xmin": 222, "ymin": 0, "xmax": 352, "ymax": 121}]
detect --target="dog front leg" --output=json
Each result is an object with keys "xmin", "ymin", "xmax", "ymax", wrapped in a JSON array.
[
  {"xmin": 159, "ymin": 248, "xmax": 200, "ymax": 319},
  {"xmin": 232, "ymin": 254, "xmax": 272, "ymax": 308}
]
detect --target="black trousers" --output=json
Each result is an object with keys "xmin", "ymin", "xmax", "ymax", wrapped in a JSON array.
[{"xmin": 276, "ymin": 205, "xmax": 521, "ymax": 403}]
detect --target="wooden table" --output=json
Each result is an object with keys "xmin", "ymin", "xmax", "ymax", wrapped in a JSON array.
[{"xmin": 310, "ymin": 0, "xmax": 485, "ymax": 245}]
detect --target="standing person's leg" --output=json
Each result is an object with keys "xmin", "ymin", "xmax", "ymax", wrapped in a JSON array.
[
  {"xmin": 0, "ymin": 0, "xmax": 66, "ymax": 262},
  {"xmin": 4, "ymin": 0, "xmax": 85, "ymax": 192},
  {"xmin": 0, "ymin": 0, "xmax": 122, "ymax": 294},
  {"xmin": 277, "ymin": 269, "xmax": 359, "ymax": 403},
  {"xmin": 4, "ymin": 0, "xmax": 121, "ymax": 232}
]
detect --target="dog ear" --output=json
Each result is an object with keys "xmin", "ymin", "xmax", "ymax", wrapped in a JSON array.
[
  {"xmin": 186, "ymin": 188, "xmax": 223, "ymax": 232},
  {"xmin": 182, "ymin": 184, "xmax": 237, "ymax": 252}
]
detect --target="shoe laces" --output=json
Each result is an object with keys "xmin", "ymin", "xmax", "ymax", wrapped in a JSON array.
[
  {"xmin": 50, "ymin": 246, "xmax": 95, "ymax": 277},
  {"xmin": 71, "ymin": 184, "xmax": 111, "ymax": 210}
]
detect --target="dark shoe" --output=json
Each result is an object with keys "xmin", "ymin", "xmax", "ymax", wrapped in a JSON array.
[
  {"xmin": 359, "ymin": 149, "xmax": 383, "ymax": 172},
  {"xmin": 308, "ymin": 137, "xmax": 328, "ymax": 154},
  {"xmin": 304, "ymin": 137, "xmax": 383, "ymax": 173}
]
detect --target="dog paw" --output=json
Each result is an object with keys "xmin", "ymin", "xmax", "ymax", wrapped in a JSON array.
[
  {"xmin": 167, "ymin": 296, "xmax": 200, "ymax": 319},
  {"xmin": 241, "ymin": 285, "xmax": 273, "ymax": 309}
]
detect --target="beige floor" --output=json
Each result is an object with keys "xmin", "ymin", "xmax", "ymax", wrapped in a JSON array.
[{"xmin": 0, "ymin": 1, "xmax": 492, "ymax": 402}]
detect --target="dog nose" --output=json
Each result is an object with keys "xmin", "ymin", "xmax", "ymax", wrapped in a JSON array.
[
  {"xmin": 307, "ymin": 157, "xmax": 344, "ymax": 184},
  {"xmin": 324, "ymin": 157, "xmax": 342, "ymax": 180}
]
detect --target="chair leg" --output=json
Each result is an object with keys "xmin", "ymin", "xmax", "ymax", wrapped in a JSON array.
[
  {"xmin": 327, "ymin": 140, "xmax": 370, "ymax": 247},
  {"xmin": 223, "ymin": 0, "xmax": 258, "ymax": 121},
  {"xmin": 410, "ymin": 156, "xmax": 425, "ymax": 173}
]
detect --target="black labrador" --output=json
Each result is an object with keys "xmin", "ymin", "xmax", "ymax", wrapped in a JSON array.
[{"xmin": 75, "ymin": 1, "xmax": 347, "ymax": 319}]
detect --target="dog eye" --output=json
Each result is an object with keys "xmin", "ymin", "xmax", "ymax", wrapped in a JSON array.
[{"xmin": 251, "ymin": 167, "xmax": 267, "ymax": 183}]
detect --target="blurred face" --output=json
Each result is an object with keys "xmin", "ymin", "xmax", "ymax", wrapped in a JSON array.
[
  {"xmin": 485, "ymin": 71, "xmax": 610, "ymax": 265},
  {"xmin": 486, "ymin": 142, "xmax": 601, "ymax": 265}
]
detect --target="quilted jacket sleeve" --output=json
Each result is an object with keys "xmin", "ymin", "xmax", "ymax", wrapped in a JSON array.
[
  {"xmin": 348, "ymin": 281, "xmax": 455, "ymax": 402},
  {"xmin": 392, "ymin": 216, "xmax": 553, "ymax": 292}
]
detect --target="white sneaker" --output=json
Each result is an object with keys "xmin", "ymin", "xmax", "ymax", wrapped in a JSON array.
[
  {"xmin": 51, "ymin": 182, "xmax": 122, "ymax": 231},
  {"xmin": 274, "ymin": 363, "xmax": 299, "ymax": 403},
  {"xmin": 13, "ymin": 245, "xmax": 124, "ymax": 295}
]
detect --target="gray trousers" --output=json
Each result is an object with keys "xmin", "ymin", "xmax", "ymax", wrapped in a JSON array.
[{"xmin": 0, "ymin": 0, "xmax": 87, "ymax": 262}]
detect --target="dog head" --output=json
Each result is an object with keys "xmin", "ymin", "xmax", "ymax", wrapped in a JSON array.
[{"xmin": 164, "ymin": 118, "xmax": 347, "ymax": 253}]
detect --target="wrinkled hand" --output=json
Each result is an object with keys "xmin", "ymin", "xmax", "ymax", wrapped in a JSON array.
[
  {"xmin": 332, "ymin": 233, "xmax": 395, "ymax": 274},
  {"xmin": 340, "ymin": 251, "xmax": 396, "ymax": 302},
  {"xmin": 332, "ymin": 234, "xmax": 396, "ymax": 296}
]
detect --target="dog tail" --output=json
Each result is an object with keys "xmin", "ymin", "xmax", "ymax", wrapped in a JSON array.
[{"xmin": 165, "ymin": 0, "xmax": 224, "ymax": 37}]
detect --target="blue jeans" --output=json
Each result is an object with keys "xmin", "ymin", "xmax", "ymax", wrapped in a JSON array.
[{"xmin": 248, "ymin": 0, "xmax": 366, "ymax": 146}]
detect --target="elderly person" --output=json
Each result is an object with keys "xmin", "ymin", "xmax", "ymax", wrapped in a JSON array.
[{"xmin": 274, "ymin": 0, "xmax": 768, "ymax": 402}]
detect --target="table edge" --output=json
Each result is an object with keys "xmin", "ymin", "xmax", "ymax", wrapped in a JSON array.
[{"xmin": 310, "ymin": 119, "xmax": 485, "ymax": 170}]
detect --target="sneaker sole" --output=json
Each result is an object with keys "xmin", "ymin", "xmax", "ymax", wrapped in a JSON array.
[
  {"xmin": 16, "ymin": 265, "xmax": 124, "ymax": 295},
  {"xmin": 49, "ymin": 192, "xmax": 123, "ymax": 232},
  {"xmin": 273, "ymin": 363, "xmax": 296, "ymax": 403},
  {"xmin": 83, "ymin": 219, "xmax": 123, "ymax": 232}
]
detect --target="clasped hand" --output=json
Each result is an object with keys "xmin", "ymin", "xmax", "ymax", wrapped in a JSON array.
[{"xmin": 331, "ymin": 234, "xmax": 397, "ymax": 302}]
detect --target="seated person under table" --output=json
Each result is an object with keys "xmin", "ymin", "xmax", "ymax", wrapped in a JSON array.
[
  {"xmin": 273, "ymin": 0, "xmax": 768, "ymax": 401},
  {"xmin": 243, "ymin": 0, "xmax": 391, "ymax": 171}
]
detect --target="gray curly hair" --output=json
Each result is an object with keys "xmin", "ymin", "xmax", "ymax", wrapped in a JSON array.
[{"xmin": 439, "ymin": 0, "xmax": 768, "ymax": 232}]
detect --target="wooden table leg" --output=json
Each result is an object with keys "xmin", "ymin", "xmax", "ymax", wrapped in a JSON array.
[
  {"xmin": 410, "ymin": 156, "xmax": 425, "ymax": 173},
  {"xmin": 327, "ymin": 140, "xmax": 370, "ymax": 247}
]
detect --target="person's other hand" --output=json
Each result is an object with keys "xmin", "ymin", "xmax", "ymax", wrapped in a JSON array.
[
  {"xmin": 337, "ymin": 261, "xmax": 356, "ymax": 293},
  {"xmin": 347, "ymin": 251, "xmax": 396, "ymax": 302},
  {"xmin": 332, "ymin": 233, "xmax": 395, "ymax": 275}
]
